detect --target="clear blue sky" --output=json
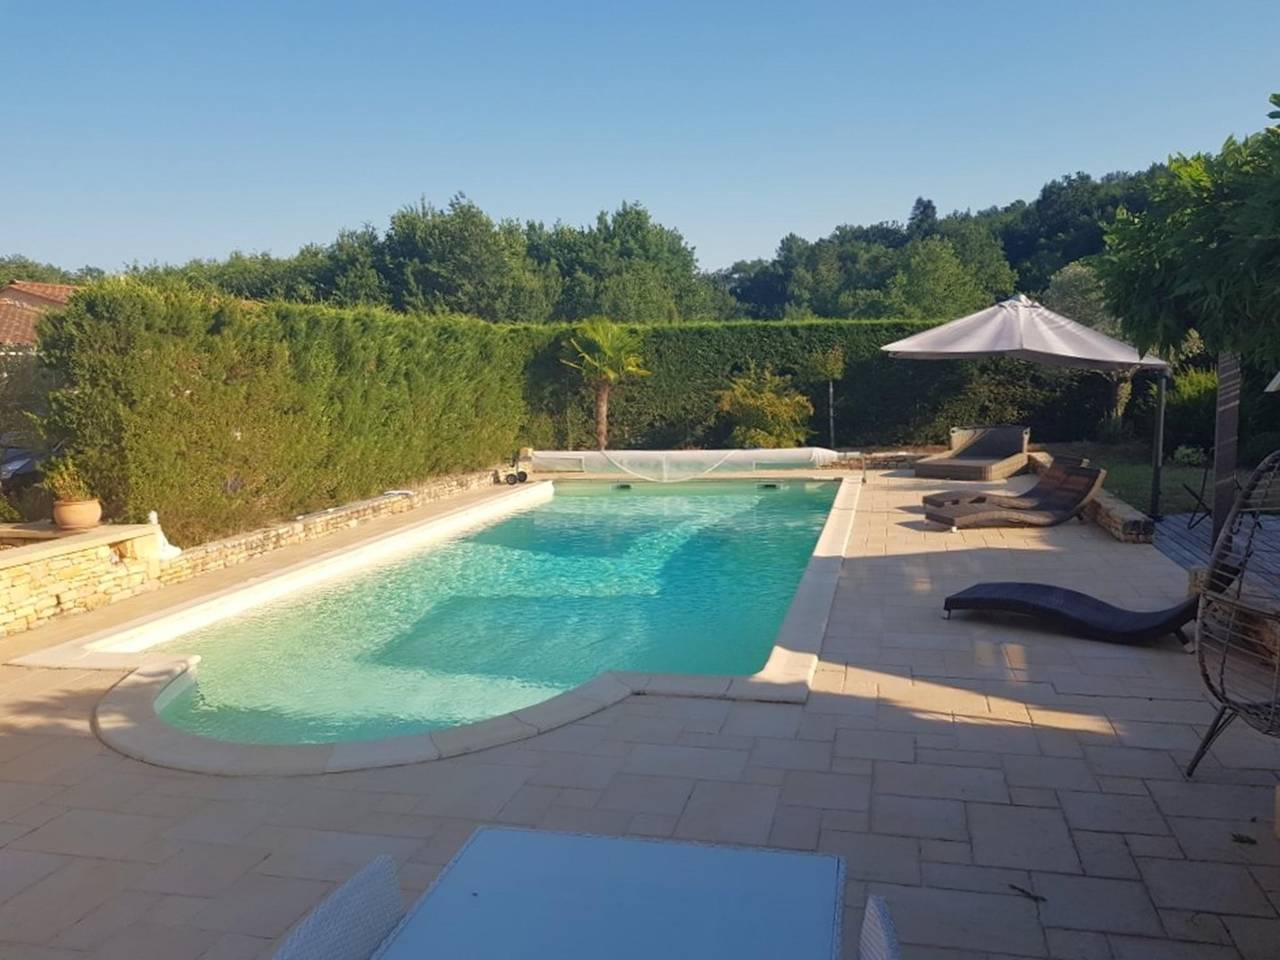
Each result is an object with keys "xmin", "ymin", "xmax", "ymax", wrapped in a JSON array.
[{"xmin": 5, "ymin": 0, "xmax": 1275, "ymax": 272}]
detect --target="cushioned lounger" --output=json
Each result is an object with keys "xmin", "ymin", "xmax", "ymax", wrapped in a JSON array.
[
  {"xmin": 922, "ymin": 456, "xmax": 1087, "ymax": 509},
  {"xmin": 913, "ymin": 426, "xmax": 1029, "ymax": 482},
  {"xmin": 944, "ymin": 582, "xmax": 1199, "ymax": 646},
  {"xmin": 925, "ymin": 465, "xmax": 1105, "ymax": 530}
]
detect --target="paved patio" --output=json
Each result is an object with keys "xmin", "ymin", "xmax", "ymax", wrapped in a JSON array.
[{"xmin": 0, "ymin": 470, "xmax": 1277, "ymax": 959}]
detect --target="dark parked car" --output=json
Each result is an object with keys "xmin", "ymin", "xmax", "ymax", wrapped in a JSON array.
[{"xmin": 0, "ymin": 442, "xmax": 42, "ymax": 495}]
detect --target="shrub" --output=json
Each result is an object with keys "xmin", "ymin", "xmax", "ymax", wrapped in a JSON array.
[
  {"xmin": 41, "ymin": 456, "xmax": 93, "ymax": 501},
  {"xmin": 1172, "ymin": 445, "xmax": 1207, "ymax": 468},
  {"xmin": 715, "ymin": 365, "xmax": 813, "ymax": 448},
  {"xmin": 1163, "ymin": 367, "xmax": 1219, "ymax": 453}
]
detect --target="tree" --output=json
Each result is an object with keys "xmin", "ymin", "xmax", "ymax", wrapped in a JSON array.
[
  {"xmin": 562, "ymin": 320, "xmax": 650, "ymax": 448},
  {"xmin": 801, "ymin": 346, "xmax": 845, "ymax": 447},
  {"xmin": 1101, "ymin": 97, "xmax": 1280, "ymax": 359},
  {"xmin": 885, "ymin": 237, "xmax": 988, "ymax": 319},
  {"xmin": 1044, "ymin": 260, "xmax": 1131, "ymax": 436},
  {"xmin": 1100, "ymin": 92, "xmax": 1280, "ymax": 534},
  {"xmin": 907, "ymin": 197, "xmax": 938, "ymax": 237}
]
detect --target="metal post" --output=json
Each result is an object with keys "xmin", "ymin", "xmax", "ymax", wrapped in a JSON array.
[
  {"xmin": 1149, "ymin": 370, "xmax": 1167, "ymax": 520},
  {"xmin": 1212, "ymin": 352, "xmax": 1242, "ymax": 545},
  {"xmin": 827, "ymin": 380, "xmax": 836, "ymax": 449}
]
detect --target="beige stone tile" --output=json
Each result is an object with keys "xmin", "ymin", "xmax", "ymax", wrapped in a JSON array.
[
  {"xmin": 748, "ymin": 737, "xmax": 831, "ymax": 771},
  {"xmin": 870, "ymin": 795, "xmax": 967, "ymax": 841},
  {"xmin": 189, "ymin": 872, "xmax": 332, "ymax": 938},
  {"xmin": 0, "ymin": 858, "xmax": 149, "ymax": 944},
  {"xmin": 868, "ymin": 882, "xmax": 1045, "ymax": 956},
  {"xmin": 1032, "ymin": 872, "xmax": 1163, "ymax": 936},
  {"xmin": 12, "ymin": 808, "xmax": 175, "ymax": 862},
  {"xmin": 247, "ymin": 826, "xmax": 422, "ymax": 882},
  {"xmin": 780, "ymin": 770, "xmax": 871, "ymax": 812},
  {"xmin": 597, "ymin": 774, "xmax": 693, "ymax": 816},
  {"xmin": 721, "ymin": 702, "xmax": 802, "ymax": 738},
  {"xmin": 620, "ymin": 743, "xmax": 748, "ymax": 781},
  {"xmin": 820, "ymin": 830, "xmax": 919, "ymax": 884},
  {"xmin": 52, "ymin": 889, "xmax": 161, "ymax": 949},
  {"xmin": 85, "ymin": 922, "xmax": 219, "ymax": 960},
  {"xmin": 131, "ymin": 842, "xmax": 270, "ymax": 897},
  {"xmin": 1136, "ymin": 858, "xmax": 1274, "ymax": 917},
  {"xmin": 1059, "ymin": 791, "xmax": 1168, "ymax": 836},
  {"xmin": 968, "ymin": 802, "xmax": 1080, "ymax": 873},
  {"xmin": 673, "ymin": 781, "xmax": 778, "ymax": 845},
  {"xmin": 874, "ymin": 761, "xmax": 1008, "ymax": 803}
]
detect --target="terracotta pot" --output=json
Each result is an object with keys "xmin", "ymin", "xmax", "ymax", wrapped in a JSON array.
[{"xmin": 52, "ymin": 499, "xmax": 102, "ymax": 531}]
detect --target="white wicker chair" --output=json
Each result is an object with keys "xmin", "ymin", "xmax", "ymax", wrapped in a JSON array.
[
  {"xmin": 859, "ymin": 894, "xmax": 901, "ymax": 960},
  {"xmin": 273, "ymin": 855, "xmax": 405, "ymax": 960}
]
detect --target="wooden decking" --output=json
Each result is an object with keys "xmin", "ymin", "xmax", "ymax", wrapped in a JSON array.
[{"xmin": 1154, "ymin": 511, "xmax": 1280, "ymax": 576}]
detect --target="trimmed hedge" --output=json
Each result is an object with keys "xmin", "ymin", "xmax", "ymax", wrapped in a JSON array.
[
  {"xmin": 40, "ymin": 282, "xmax": 528, "ymax": 544},
  {"xmin": 38, "ymin": 283, "xmax": 1117, "ymax": 544},
  {"xmin": 525, "ymin": 321, "xmax": 1114, "ymax": 450}
]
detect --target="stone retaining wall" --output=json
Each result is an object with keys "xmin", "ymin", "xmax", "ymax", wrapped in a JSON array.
[
  {"xmin": 0, "ymin": 528, "xmax": 162, "ymax": 636},
  {"xmin": 1028, "ymin": 452, "xmax": 1154, "ymax": 544},
  {"xmin": 0, "ymin": 467, "xmax": 502, "ymax": 637},
  {"xmin": 158, "ymin": 468, "xmax": 502, "ymax": 585}
]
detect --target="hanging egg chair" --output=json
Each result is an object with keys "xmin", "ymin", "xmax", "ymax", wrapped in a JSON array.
[{"xmin": 1186, "ymin": 449, "xmax": 1280, "ymax": 776}]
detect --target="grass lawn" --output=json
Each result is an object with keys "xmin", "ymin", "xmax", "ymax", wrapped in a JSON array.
[{"xmin": 1040, "ymin": 441, "xmax": 1228, "ymax": 516}]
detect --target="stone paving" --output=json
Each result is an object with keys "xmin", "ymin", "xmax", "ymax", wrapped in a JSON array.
[{"xmin": 0, "ymin": 470, "xmax": 1278, "ymax": 959}]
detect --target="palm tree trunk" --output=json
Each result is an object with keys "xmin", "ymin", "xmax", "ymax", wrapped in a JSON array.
[{"xmin": 595, "ymin": 384, "xmax": 610, "ymax": 450}]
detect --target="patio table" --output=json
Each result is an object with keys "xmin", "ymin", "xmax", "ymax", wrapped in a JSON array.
[{"xmin": 375, "ymin": 826, "xmax": 844, "ymax": 959}]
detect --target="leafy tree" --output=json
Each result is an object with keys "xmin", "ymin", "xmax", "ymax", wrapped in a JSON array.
[
  {"xmin": 1044, "ymin": 260, "xmax": 1131, "ymax": 436},
  {"xmin": 907, "ymin": 197, "xmax": 938, "ymax": 237},
  {"xmin": 800, "ymin": 345, "xmax": 845, "ymax": 448},
  {"xmin": 937, "ymin": 218, "xmax": 1017, "ymax": 301},
  {"xmin": 715, "ymin": 365, "xmax": 813, "ymax": 448},
  {"xmin": 1101, "ymin": 96, "xmax": 1280, "ymax": 359},
  {"xmin": 1, "ymin": 255, "xmax": 102, "ymax": 285},
  {"xmin": 382, "ymin": 196, "xmax": 558, "ymax": 322},
  {"xmin": 884, "ymin": 237, "xmax": 988, "ymax": 319},
  {"xmin": 562, "ymin": 319, "xmax": 650, "ymax": 448}
]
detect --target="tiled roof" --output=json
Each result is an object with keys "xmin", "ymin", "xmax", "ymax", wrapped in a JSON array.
[
  {"xmin": 4, "ymin": 280, "xmax": 78, "ymax": 305},
  {"xmin": 0, "ymin": 302, "xmax": 40, "ymax": 347}
]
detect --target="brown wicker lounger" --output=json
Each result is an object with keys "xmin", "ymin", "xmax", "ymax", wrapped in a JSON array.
[
  {"xmin": 924, "ymin": 465, "xmax": 1106, "ymax": 530},
  {"xmin": 913, "ymin": 426, "xmax": 1029, "ymax": 482},
  {"xmin": 944, "ymin": 582, "xmax": 1199, "ymax": 648},
  {"xmin": 922, "ymin": 456, "xmax": 1088, "ymax": 509}
]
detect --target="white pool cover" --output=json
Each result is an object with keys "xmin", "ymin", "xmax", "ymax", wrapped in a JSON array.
[{"xmin": 530, "ymin": 447, "xmax": 846, "ymax": 482}]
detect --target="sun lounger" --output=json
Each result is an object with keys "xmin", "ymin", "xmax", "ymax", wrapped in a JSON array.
[
  {"xmin": 944, "ymin": 582, "xmax": 1199, "ymax": 647},
  {"xmin": 924, "ymin": 465, "xmax": 1105, "ymax": 529},
  {"xmin": 913, "ymin": 426, "xmax": 1029, "ymax": 481},
  {"xmin": 922, "ymin": 456, "xmax": 1088, "ymax": 509}
]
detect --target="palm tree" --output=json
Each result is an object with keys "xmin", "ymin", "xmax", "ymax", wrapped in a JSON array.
[{"xmin": 563, "ymin": 320, "xmax": 649, "ymax": 449}]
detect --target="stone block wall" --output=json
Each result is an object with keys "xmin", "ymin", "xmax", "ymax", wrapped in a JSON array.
[
  {"xmin": 0, "ymin": 530, "xmax": 162, "ymax": 637},
  {"xmin": 157, "ymin": 468, "xmax": 500, "ymax": 585},
  {"xmin": 0, "ymin": 467, "xmax": 502, "ymax": 638},
  {"xmin": 1028, "ymin": 451, "xmax": 1154, "ymax": 543}
]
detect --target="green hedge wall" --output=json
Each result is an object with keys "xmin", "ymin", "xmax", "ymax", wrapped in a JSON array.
[
  {"xmin": 38, "ymin": 283, "xmax": 1116, "ymax": 544},
  {"xmin": 521, "ymin": 321, "xmax": 1113, "ymax": 451},
  {"xmin": 40, "ymin": 282, "xmax": 528, "ymax": 544}
]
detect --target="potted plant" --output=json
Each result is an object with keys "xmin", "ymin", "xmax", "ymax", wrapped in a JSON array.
[{"xmin": 42, "ymin": 457, "xmax": 101, "ymax": 530}]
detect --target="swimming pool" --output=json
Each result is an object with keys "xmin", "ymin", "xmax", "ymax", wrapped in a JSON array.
[{"xmin": 154, "ymin": 480, "xmax": 838, "ymax": 745}]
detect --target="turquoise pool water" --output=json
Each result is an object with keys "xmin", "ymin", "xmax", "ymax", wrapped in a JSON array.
[{"xmin": 157, "ymin": 480, "xmax": 837, "ymax": 744}]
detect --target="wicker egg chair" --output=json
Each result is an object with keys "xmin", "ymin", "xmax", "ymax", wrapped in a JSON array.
[{"xmin": 1186, "ymin": 449, "xmax": 1280, "ymax": 777}]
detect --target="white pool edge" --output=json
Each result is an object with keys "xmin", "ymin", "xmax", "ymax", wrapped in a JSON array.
[{"xmin": 76, "ymin": 475, "xmax": 858, "ymax": 775}]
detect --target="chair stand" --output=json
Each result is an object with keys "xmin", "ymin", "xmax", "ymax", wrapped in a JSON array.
[{"xmin": 1185, "ymin": 705, "xmax": 1238, "ymax": 778}]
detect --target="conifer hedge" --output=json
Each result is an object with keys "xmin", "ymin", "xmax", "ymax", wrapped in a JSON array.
[{"xmin": 38, "ymin": 282, "xmax": 1112, "ymax": 544}]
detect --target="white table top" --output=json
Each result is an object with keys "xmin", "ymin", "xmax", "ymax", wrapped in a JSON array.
[{"xmin": 378, "ymin": 827, "xmax": 843, "ymax": 959}]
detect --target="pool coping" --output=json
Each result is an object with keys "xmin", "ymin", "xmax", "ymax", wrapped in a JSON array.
[{"xmin": 30, "ymin": 474, "xmax": 859, "ymax": 776}]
